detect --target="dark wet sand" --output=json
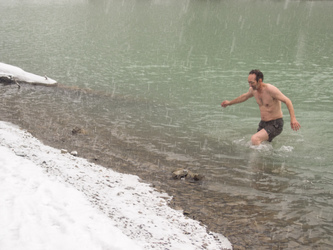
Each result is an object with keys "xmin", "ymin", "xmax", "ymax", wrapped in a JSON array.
[{"xmin": 0, "ymin": 84, "xmax": 327, "ymax": 249}]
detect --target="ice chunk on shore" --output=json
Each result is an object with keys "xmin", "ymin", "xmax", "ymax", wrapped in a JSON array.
[{"xmin": 0, "ymin": 62, "xmax": 57, "ymax": 85}]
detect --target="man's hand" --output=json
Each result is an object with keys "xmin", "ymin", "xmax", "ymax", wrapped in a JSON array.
[
  {"xmin": 221, "ymin": 100, "xmax": 230, "ymax": 108},
  {"xmin": 290, "ymin": 118, "xmax": 301, "ymax": 131}
]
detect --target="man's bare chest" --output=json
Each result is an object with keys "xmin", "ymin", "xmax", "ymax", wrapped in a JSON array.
[{"xmin": 254, "ymin": 92, "xmax": 275, "ymax": 107}]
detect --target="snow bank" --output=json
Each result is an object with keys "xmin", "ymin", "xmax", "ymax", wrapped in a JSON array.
[
  {"xmin": 0, "ymin": 62, "xmax": 57, "ymax": 85},
  {"xmin": 0, "ymin": 121, "xmax": 232, "ymax": 250},
  {"xmin": 0, "ymin": 146, "xmax": 140, "ymax": 250}
]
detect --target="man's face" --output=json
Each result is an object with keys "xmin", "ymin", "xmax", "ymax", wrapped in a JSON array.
[{"xmin": 248, "ymin": 74, "xmax": 258, "ymax": 90}]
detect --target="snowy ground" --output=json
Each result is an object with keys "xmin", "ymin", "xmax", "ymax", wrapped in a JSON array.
[{"xmin": 0, "ymin": 121, "xmax": 232, "ymax": 250}]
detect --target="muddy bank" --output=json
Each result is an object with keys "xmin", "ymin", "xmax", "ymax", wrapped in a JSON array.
[{"xmin": 0, "ymin": 84, "xmax": 324, "ymax": 249}]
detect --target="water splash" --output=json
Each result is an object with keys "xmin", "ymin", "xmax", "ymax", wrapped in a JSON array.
[{"xmin": 278, "ymin": 145, "xmax": 294, "ymax": 153}]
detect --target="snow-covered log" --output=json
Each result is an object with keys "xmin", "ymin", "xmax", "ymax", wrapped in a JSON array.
[{"xmin": 0, "ymin": 62, "xmax": 57, "ymax": 86}]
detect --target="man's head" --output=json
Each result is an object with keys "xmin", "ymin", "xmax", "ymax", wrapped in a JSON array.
[
  {"xmin": 248, "ymin": 69, "xmax": 263, "ymax": 90},
  {"xmin": 249, "ymin": 69, "xmax": 263, "ymax": 82}
]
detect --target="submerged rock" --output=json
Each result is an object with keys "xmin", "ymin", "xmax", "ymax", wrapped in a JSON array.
[
  {"xmin": 186, "ymin": 170, "xmax": 204, "ymax": 181},
  {"xmin": 172, "ymin": 168, "xmax": 204, "ymax": 181},
  {"xmin": 172, "ymin": 168, "xmax": 188, "ymax": 179},
  {"xmin": 72, "ymin": 127, "xmax": 88, "ymax": 135}
]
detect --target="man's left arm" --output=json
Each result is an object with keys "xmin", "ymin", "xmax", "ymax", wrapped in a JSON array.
[{"xmin": 270, "ymin": 86, "xmax": 301, "ymax": 131}]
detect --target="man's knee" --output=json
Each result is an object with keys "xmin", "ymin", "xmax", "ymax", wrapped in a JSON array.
[
  {"xmin": 251, "ymin": 134, "xmax": 261, "ymax": 145},
  {"xmin": 251, "ymin": 130, "xmax": 269, "ymax": 145}
]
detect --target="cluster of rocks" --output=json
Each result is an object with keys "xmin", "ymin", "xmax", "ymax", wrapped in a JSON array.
[
  {"xmin": 172, "ymin": 168, "xmax": 204, "ymax": 181},
  {"xmin": 61, "ymin": 149, "xmax": 78, "ymax": 156},
  {"xmin": 59, "ymin": 126, "xmax": 90, "ymax": 156}
]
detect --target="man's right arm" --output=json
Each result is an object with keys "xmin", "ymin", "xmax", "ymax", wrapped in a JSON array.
[{"xmin": 221, "ymin": 88, "xmax": 253, "ymax": 108}]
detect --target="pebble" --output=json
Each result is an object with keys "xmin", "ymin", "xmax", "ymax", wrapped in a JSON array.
[{"xmin": 70, "ymin": 151, "xmax": 78, "ymax": 156}]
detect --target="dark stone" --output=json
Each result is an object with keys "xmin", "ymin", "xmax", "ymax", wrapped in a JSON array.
[
  {"xmin": 72, "ymin": 127, "xmax": 87, "ymax": 135},
  {"xmin": 172, "ymin": 168, "xmax": 204, "ymax": 181},
  {"xmin": 0, "ymin": 75, "xmax": 14, "ymax": 84}
]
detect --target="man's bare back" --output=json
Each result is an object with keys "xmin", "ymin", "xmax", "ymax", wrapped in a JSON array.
[{"xmin": 221, "ymin": 69, "xmax": 300, "ymax": 145}]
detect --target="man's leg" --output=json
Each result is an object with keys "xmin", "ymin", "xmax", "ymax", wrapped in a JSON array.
[{"xmin": 251, "ymin": 129, "xmax": 269, "ymax": 145}]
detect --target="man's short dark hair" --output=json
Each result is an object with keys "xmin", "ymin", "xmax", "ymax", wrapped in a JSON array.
[{"xmin": 249, "ymin": 69, "xmax": 264, "ymax": 82}]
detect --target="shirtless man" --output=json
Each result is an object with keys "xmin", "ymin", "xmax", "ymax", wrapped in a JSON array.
[{"xmin": 221, "ymin": 69, "xmax": 301, "ymax": 145}]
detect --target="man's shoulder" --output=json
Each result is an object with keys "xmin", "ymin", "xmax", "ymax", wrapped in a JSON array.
[
  {"xmin": 264, "ymin": 83, "xmax": 285, "ymax": 100},
  {"xmin": 264, "ymin": 83, "xmax": 274, "ymax": 88},
  {"xmin": 265, "ymin": 83, "xmax": 280, "ymax": 92}
]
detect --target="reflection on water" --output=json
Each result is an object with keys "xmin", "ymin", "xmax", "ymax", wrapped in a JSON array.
[{"xmin": 1, "ymin": 0, "xmax": 333, "ymax": 248}]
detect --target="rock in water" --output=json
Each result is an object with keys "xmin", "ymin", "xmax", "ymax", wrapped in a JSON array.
[
  {"xmin": 72, "ymin": 127, "xmax": 87, "ymax": 135},
  {"xmin": 172, "ymin": 169, "xmax": 188, "ymax": 179},
  {"xmin": 186, "ymin": 170, "xmax": 204, "ymax": 181},
  {"xmin": 172, "ymin": 168, "xmax": 204, "ymax": 181}
]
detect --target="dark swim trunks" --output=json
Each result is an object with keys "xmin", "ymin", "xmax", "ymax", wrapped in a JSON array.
[{"xmin": 257, "ymin": 118, "xmax": 284, "ymax": 142}]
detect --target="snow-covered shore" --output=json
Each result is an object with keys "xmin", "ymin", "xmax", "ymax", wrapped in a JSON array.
[{"xmin": 0, "ymin": 121, "xmax": 232, "ymax": 250}]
